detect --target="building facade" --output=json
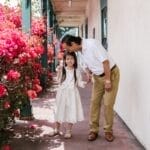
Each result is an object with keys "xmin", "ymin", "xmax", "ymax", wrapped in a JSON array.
[{"xmin": 83, "ymin": 0, "xmax": 150, "ymax": 149}]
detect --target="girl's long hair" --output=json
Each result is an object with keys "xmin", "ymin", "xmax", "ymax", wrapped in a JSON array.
[{"xmin": 61, "ymin": 52, "xmax": 78, "ymax": 83}]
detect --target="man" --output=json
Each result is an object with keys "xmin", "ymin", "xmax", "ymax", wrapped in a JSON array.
[{"xmin": 61, "ymin": 35, "xmax": 120, "ymax": 142}]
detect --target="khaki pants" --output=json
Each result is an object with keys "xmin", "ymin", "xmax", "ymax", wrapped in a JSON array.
[{"xmin": 89, "ymin": 66, "xmax": 120, "ymax": 133}]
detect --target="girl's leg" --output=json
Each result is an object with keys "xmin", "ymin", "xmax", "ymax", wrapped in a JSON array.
[
  {"xmin": 55, "ymin": 121, "xmax": 61, "ymax": 132},
  {"xmin": 64, "ymin": 123, "xmax": 73, "ymax": 139},
  {"xmin": 49, "ymin": 122, "xmax": 61, "ymax": 136},
  {"xmin": 67, "ymin": 122, "xmax": 73, "ymax": 131}
]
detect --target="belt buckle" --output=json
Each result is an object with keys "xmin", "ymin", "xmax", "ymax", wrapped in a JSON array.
[
  {"xmin": 99, "ymin": 65, "xmax": 116, "ymax": 77},
  {"xmin": 99, "ymin": 73, "xmax": 105, "ymax": 77}
]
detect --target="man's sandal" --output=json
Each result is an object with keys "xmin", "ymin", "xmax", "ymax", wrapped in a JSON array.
[
  {"xmin": 88, "ymin": 132, "xmax": 98, "ymax": 141},
  {"xmin": 105, "ymin": 132, "xmax": 114, "ymax": 142}
]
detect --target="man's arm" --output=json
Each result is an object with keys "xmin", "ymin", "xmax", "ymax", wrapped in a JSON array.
[{"xmin": 103, "ymin": 60, "xmax": 112, "ymax": 91}]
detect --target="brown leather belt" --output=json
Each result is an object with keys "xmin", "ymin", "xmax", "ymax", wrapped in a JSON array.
[{"xmin": 99, "ymin": 65, "xmax": 117, "ymax": 77}]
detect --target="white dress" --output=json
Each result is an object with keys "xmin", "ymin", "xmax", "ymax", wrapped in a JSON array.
[{"xmin": 55, "ymin": 67, "xmax": 86, "ymax": 124}]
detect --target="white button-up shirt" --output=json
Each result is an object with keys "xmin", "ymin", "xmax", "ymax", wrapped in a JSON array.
[{"xmin": 78, "ymin": 38, "xmax": 115, "ymax": 75}]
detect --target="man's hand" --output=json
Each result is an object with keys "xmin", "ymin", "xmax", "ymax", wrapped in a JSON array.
[
  {"xmin": 104, "ymin": 80, "xmax": 112, "ymax": 92},
  {"xmin": 86, "ymin": 72, "xmax": 92, "ymax": 83},
  {"xmin": 103, "ymin": 60, "xmax": 112, "ymax": 91},
  {"xmin": 84, "ymin": 68, "xmax": 92, "ymax": 83}
]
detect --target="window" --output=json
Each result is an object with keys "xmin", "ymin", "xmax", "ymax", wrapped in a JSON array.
[
  {"xmin": 85, "ymin": 18, "xmax": 88, "ymax": 38},
  {"xmin": 101, "ymin": 0, "xmax": 107, "ymax": 49},
  {"xmin": 93, "ymin": 27, "xmax": 95, "ymax": 39}
]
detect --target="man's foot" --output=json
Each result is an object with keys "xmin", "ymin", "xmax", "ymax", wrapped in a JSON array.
[
  {"xmin": 105, "ymin": 132, "xmax": 114, "ymax": 142},
  {"xmin": 88, "ymin": 132, "xmax": 98, "ymax": 141},
  {"xmin": 64, "ymin": 130, "xmax": 72, "ymax": 139}
]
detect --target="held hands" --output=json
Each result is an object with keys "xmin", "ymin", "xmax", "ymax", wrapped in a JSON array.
[
  {"xmin": 82, "ymin": 81, "xmax": 88, "ymax": 88},
  {"xmin": 84, "ymin": 68, "xmax": 92, "ymax": 83},
  {"xmin": 86, "ymin": 72, "xmax": 92, "ymax": 83},
  {"xmin": 78, "ymin": 81, "xmax": 87, "ymax": 88},
  {"xmin": 86, "ymin": 73, "xmax": 92, "ymax": 83},
  {"xmin": 104, "ymin": 80, "xmax": 112, "ymax": 92}
]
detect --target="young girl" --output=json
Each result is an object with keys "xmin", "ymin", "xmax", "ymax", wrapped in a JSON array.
[{"xmin": 52, "ymin": 51, "xmax": 86, "ymax": 139}]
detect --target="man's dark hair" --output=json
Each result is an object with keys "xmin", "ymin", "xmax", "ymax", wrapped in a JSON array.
[{"xmin": 61, "ymin": 34, "xmax": 82, "ymax": 46}]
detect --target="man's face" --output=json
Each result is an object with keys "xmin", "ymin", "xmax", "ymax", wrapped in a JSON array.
[{"xmin": 62, "ymin": 42, "xmax": 79, "ymax": 52}]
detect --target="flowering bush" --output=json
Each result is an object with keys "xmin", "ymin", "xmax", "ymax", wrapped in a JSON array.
[
  {"xmin": 31, "ymin": 18, "xmax": 46, "ymax": 36},
  {"xmin": 0, "ymin": 28, "xmax": 43, "ymax": 130},
  {"xmin": 0, "ymin": 4, "xmax": 45, "ymax": 137},
  {"xmin": 56, "ymin": 44, "xmax": 65, "ymax": 60},
  {"xmin": 0, "ymin": 2, "xmax": 55, "ymax": 148},
  {"xmin": 0, "ymin": 4, "xmax": 21, "ymax": 29},
  {"xmin": 47, "ymin": 44, "xmax": 54, "ymax": 64}
]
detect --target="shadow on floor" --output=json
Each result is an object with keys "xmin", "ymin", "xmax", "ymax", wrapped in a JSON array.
[{"xmin": 5, "ymin": 81, "xmax": 145, "ymax": 150}]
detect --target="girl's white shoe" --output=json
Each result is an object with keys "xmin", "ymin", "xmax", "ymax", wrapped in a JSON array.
[
  {"xmin": 49, "ymin": 129, "xmax": 62, "ymax": 137},
  {"xmin": 64, "ymin": 130, "xmax": 72, "ymax": 139}
]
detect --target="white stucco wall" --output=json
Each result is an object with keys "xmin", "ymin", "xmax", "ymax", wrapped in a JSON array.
[
  {"xmin": 108, "ymin": 0, "xmax": 150, "ymax": 149},
  {"xmin": 85, "ymin": 0, "xmax": 150, "ymax": 149}
]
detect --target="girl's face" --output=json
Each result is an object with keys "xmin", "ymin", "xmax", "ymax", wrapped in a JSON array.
[{"xmin": 65, "ymin": 55, "xmax": 75, "ymax": 68}]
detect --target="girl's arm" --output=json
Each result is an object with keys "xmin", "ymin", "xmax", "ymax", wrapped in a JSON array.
[
  {"xmin": 76, "ymin": 69, "xmax": 87, "ymax": 88},
  {"xmin": 56, "ymin": 65, "xmax": 63, "ymax": 83}
]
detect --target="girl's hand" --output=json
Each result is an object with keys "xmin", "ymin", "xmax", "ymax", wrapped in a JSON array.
[
  {"xmin": 82, "ymin": 81, "xmax": 88, "ymax": 88},
  {"xmin": 78, "ymin": 81, "xmax": 87, "ymax": 88}
]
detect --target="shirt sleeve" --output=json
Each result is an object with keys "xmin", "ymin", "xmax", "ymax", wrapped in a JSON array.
[
  {"xmin": 77, "ymin": 52, "xmax": 88, "ymax": 72},
  {"xmin": 92, "ymin": 40, "xmax": 109, "ymax": 62}
]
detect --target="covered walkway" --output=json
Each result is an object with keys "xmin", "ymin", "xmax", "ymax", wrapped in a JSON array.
[
  {"xmin": 9, "ymin": 77, "xmax": 144, "ymax": 150},
  {"xmin": 0, "ymin": 0, "xmax": 149, "ymax": 149}
]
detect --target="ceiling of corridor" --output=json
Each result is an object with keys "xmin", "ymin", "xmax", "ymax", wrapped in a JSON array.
[{"xmin": 51, "ymin": 0, "xmax": 88, "ymax": 27}]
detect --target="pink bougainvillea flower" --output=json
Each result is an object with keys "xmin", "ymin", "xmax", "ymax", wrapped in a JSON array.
[
  {"xmin": 31, "ymin": 18, "xmax": 46, "ymax": 36},
  {"xmin": 9, "ymin": 12, "xmax": 21, "ymax": 28},
  {"xmin": 18, "ymin": 53, "xmax": 30, "ymax": 64},
  {"xmin": 25, "ymin": 76, "xmax": 30, "ymax": 80},
  {"xmin": 32, "ymin": 63, "xmax": 43, "ymax": 75},
  {"xmin": 6, "ymin": 70, "xmax": 21, "ymax": 81},
  {"xmin": 13, "ymin": 109, "xmax": 20, "ymax": 118},
  {"xmin": 48, "ymin": 45, "xmax": 54, "ymax": 56},
  {"xmin": 4, "ymin": 101, "xmax": 10, "ymax": 109},
  {"xmin": 29, "ymin": 124, "xmax": 38, "ymax": 129},
  {"xmin": 34, "ymin": 46, "xmax": 44, "ymax": 55},
  {"xmin": 57, "ymin": 52, "xmax": 64, "ymax": 60},
  {"xmin": 33, "ymin": 78, "xmax": 40, "ymax": 85},
  {"xmin": 2, "ymin": 144, "xmax": 12, "ymax": 150},
  {"xmin": 0, "ymin": 84, "xmax": 7, "ymax": 98},
  {"xmin": 48, "ymin": 72, "xmax": 52, "ymax": 79},
  {"xmin": 27, "ymin": 90, "xmax": 37, "ymax": 100},
  {"xmin": 29, "ymin": 49, "xmax": 38, "ymax": 59},
  {"xmin": 33, "ymin": 84, "xmax": 42, "ymax": 93}
]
